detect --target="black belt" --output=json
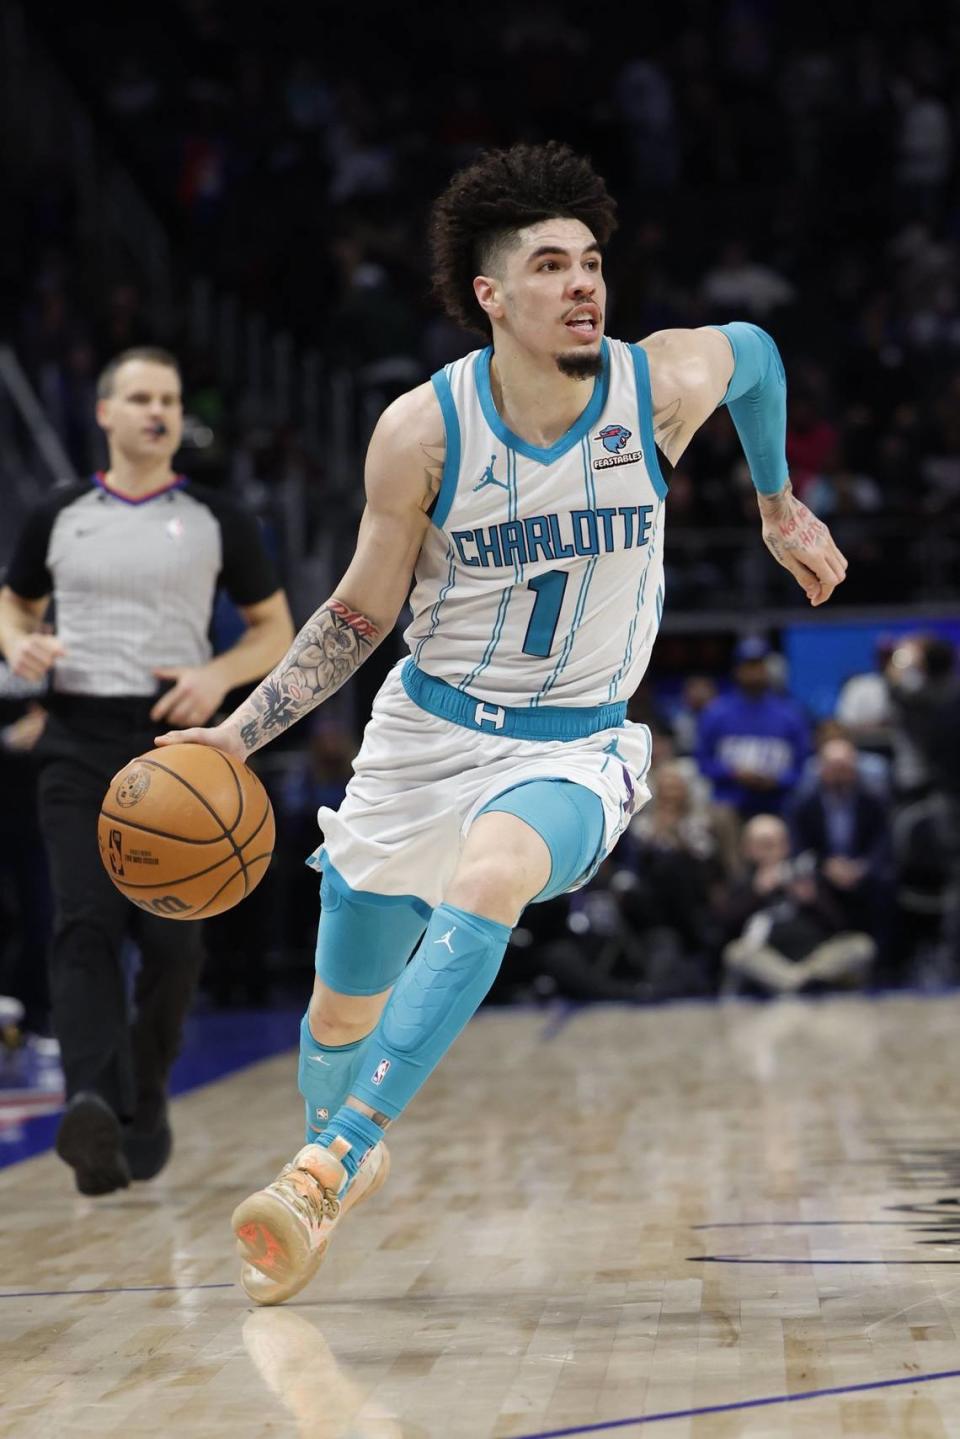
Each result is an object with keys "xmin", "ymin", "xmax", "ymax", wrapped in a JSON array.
[
  {"xmin": 48, "ymin": 691, "xmax": 160, "ymax": 715},
  {"xmin": 45, "ymin": 691, "xmax": 168, "ymax": 738}
]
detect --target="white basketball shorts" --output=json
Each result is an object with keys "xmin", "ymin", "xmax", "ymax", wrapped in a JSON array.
[{"xmin": 311, "ymin": 660, "xmax": 652, "ymax": 909}]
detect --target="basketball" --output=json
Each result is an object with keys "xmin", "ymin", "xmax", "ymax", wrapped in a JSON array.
[{"xmin": 97, "ymin": 744, "xmax": 275, "ymax": 920}]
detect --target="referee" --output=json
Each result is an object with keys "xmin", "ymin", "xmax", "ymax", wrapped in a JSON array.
[{"xmin": 0, "ymin": 347, "xmax": 293, "ymax": 1195}]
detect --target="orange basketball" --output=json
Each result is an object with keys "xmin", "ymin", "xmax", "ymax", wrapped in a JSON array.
[{"xmin": 98, "ymin": 744, "xmax": 275, "ymax": 920}]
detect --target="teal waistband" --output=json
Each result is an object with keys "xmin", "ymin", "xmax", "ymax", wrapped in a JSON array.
[{"xmin": 401, "ymin": 660, "xmax": 626, "ymax": 742}]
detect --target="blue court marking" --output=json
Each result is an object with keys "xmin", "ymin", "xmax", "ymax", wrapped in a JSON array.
[
  {"xmin": 692, "ymin": 1255, "xmax": 960, "ymax": 1265},
  {"xmin": 693, "ymin": 1220, "xmax": 921, "ymax": 1229},
  {"xmin": 0, "ymin": 1007, "xmax": 300, "ymax": 1169},
  {"xmin": 507, "ymin": 1368, "xmax": 960, "ymax": 1438},
  {"xmin": 540, "ymin": 1002, "xmax": 577, "ymax": 1042},
  {"xmin": 0, "ymin": 1282, "xmax": 235, "ymax": 1300}
]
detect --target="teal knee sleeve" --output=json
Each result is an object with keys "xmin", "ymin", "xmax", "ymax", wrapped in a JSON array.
[
  {"xmin": 478, "ymin": 779, "xmax": 606, "ymax": 902},
  {"xmin": 298, "ymin": 1013, "xmax": 368, "ymax": 1142},
  {"xmin": 350, "ymin": 903, "xmax": 512, "ymax": 1120},
  {"xmin": 315, "ymin": 861, "xmax": 432, "ymax": 996}
]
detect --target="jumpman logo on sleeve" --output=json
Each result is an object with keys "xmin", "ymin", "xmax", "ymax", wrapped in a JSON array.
[
  {"xmin": 473, "ymin": 455, "xmax": 509, "ymax": 493},
  {"xmin": 434, "ymin": 927, "xmax": 457, "ymax": 953}
]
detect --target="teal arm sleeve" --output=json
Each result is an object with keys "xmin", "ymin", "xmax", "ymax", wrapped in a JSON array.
[{"xmin": 715, "ymin": 321, "xmax": 789, "ymax": 496}]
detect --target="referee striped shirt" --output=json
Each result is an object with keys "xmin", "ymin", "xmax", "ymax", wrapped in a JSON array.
[{"xmin": 4, "ymin": 473, "xmax": 279, "ymax": 697}]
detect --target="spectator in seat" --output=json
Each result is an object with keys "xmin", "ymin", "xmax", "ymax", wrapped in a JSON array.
[
  {"xmin": 721, "ymin": 814, "xmax": 875, "ymax": 995},
  {"xmin": 787, "ymin": 736, "xmax": 892, "ymax": 940},
  {"xmin": 697, "ymin": 637, "xmax": 811, "ymax": 820}
]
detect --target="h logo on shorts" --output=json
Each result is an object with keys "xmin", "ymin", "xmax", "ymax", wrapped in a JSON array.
[{"xmin": 474, "ymin": 702, "xmax": 505, "ymax": 730}]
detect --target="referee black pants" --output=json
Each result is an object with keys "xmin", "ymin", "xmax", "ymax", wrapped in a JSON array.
[{"xmin": 36, "ymin": 696, "xmax": 205, "ymax": 1130}]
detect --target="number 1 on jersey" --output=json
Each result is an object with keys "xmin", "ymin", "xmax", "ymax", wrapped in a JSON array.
[{"xmin": 522, "ymin": 570, "xmax": 568, "ymax": 658}]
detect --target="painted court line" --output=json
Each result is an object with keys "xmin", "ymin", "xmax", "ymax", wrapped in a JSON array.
[
  {"xmin": 508, "ymin": 1366, "xmax": 960, "ymax": 1438},
  {"xmin": 692, "ymin": 1220, "xmax": 919, "ymax": 1229},
  {"xmin": 692, "ymin": 1256, "xmax": 960, "ymax": 1265},
  {"xmin": 0, "ymin": 1282, "xmax": 235, "ymax": 1299}
]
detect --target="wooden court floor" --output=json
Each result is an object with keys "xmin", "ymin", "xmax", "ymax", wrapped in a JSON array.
[{"xmin": 4, "ymin": 993, "xmax": 960, "ymax": 1438}]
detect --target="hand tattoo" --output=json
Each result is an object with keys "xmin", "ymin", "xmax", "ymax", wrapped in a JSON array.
[
  {"xmin": 231, "ymin": 597, "xmax": 380, "ymax": 755},
  {"xmin": 757, "ymin": 481, "xmax": 829, "ymax": 567}
]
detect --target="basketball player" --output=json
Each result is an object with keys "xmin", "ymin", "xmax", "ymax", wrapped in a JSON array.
[
  {"xmin": 158, "ymin": 144, "xmax": 847, "ymax": 1302},
  {"xmin": 0, "ymin": 347, "xmax": 293, "ymax": 1194}
]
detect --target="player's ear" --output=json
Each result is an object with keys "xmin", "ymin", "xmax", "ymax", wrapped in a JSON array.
[
  {"xmin": 474, "ymin": 274, "xmax": 503, "ymax": 322},
  {"xmin": 95, "ymin": 398, "xmax": 111, "ymax": 432}
]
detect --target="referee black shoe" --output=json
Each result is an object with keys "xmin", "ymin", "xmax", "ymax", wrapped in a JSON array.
[
  {"xmin": 122, "ymin": 1110, "xmax": 173, "ymax": 1182},
  {"xmin": 56, "ymin": 1092, "xmax": 131, "ymax": 1196}
]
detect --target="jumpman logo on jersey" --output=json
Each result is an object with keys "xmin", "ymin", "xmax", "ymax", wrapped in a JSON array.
[
  {"xmin": 434, "ymin": 926, "xmax": 457, "ymax": 953},
  {"xmin": 473, "ymin": 454, "xmax": 508, "ymax": 493}
]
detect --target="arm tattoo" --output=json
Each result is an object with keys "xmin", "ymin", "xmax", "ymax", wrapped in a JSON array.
[
  {"xmin": 419, "ymin": 437, "xmax": 445, "ymax": 513},
  {"xmin": 652, "ymin": 398, "xmax": 684, "ymax": 462},
  {"xmin": 229, "ymin": 597, "xmax": 380, "ymax": 755}
]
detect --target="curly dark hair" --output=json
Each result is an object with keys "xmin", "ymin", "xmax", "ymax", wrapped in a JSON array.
[{"xmin": 429, "ymin": 142, "xmax": 618, "ymax": 336}]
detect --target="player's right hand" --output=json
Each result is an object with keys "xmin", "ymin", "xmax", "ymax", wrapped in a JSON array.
[
  {"xmin": 154, "ymin": 720, "xmax": 247, "ymax": 761},
  {"xmin": 9, "ymin": 632, "xmax": 65, "ymax": 682}
]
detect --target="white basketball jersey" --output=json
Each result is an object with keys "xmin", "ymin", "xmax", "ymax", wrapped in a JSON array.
[{"xmin": 404, "ymin": 338, "xmax": 667, "ymax": 709}]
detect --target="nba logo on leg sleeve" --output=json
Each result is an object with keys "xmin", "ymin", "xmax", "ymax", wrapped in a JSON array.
[{"xmin": 371, "ymin": 1058, "xmax": 391, "ymax": 1086}]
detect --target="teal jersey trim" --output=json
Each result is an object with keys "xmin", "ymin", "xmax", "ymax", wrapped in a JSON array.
[
  {"xmin": 607, "ymin": 498, "xmax": 663, "ymax": 701},
  {"xmin": 628, "ymin": 344, "xmax": 668, "ymax": 501},
  {"xmin": 403, "ymin": 660, "xmax": 626, "ymax": 741},
  {"xmin": 507, "ymin": 447, "xmax": 523, "ymax": 584},
  {"xmin": 429, "ymin": 366, "xmax": 461, "ymax": 529},
  {"xmin": 414, "ymin": 542, "xmax": 457, "ymax": 663},
  {"xmin": 534, "ymin": 436, "xmax": 598, "ymax": 706},
  {"xmin": 474, "ymin": 341, "xmax": 611, "ymax": 465},
  {"xmin": 458, "ymin": 584, "xmax": 513, "ymax": 692}
]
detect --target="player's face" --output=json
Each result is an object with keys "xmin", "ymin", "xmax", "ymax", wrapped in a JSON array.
[
  {"xmin": 481, "ymin": 218, "xmax": 606, "ymax": 375},
  {"xmin": 97, "ymin": 360, "xmax": 184, "ymax": 464}
]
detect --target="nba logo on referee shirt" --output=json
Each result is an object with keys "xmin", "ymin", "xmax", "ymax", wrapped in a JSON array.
[{"xmin": 371, "ymin": 1058, "xmax": 390, "ymax": 1086}]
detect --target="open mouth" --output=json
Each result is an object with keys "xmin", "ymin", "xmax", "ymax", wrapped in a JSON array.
[{"xmin": 564, "ymin": 307, "xmax": 600, "ymax": 339}]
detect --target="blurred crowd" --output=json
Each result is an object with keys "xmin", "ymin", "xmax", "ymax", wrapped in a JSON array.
[
  {"xmin": 4, "ymin": 1, "xmax": 960, "ymax": 605},
  {"xmin": 3, "ymin": 629, "xmax": 959, "ymax": 1029},
  {"xmin": 2, "ymin": 0, "xmax": 960, "ymax": 1027},
  {"xmin": 500, "ymin": 630, "xmax": 960, "ymax": 1005}
]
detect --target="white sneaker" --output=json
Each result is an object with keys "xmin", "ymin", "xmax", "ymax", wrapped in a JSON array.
[{"xmin": 236, "ymin": 1140, "xmax": 391, "ymax": 1306}]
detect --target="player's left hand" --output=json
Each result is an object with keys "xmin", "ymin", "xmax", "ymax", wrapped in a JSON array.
[
  {"xmin": 757, "ymin": 482, "xmax": 848, "ymax": 606},
  {"xmin": 150, "ymin": 665, "xmax": 228, "ymax": 727}
]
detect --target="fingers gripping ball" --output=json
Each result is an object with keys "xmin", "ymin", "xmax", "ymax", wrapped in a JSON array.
[{"xmin": 98, "ymin": 745, "xmax": 275, "ymax": 920}]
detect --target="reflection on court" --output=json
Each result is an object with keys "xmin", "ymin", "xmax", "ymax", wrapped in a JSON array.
[{"xmin": 4, "ymin": 995, "xmax": 960, "ymax": 1437}]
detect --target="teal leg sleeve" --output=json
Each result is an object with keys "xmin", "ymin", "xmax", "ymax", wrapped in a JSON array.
[
  {"xmin": 303, "ymin": 863, "xmax": 432, "ymax": 1143},
  {"xmin": 314, "ymin": 860, "xmax": 432, "ymax": 997},
  {"xmin": 715, "ymin": 321, "xmax": 789, "ymax": 496},
  {"xmin": 478, "ymin": 778, "xmax": 606, "ymax": 902},
  {"xmin": 332, "ymin": 902, "xmax": 512, "ymax": 1127},
  {"xmin": 298, "ymin": 1013, "xmax": 369, "ymax": 1142}
]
